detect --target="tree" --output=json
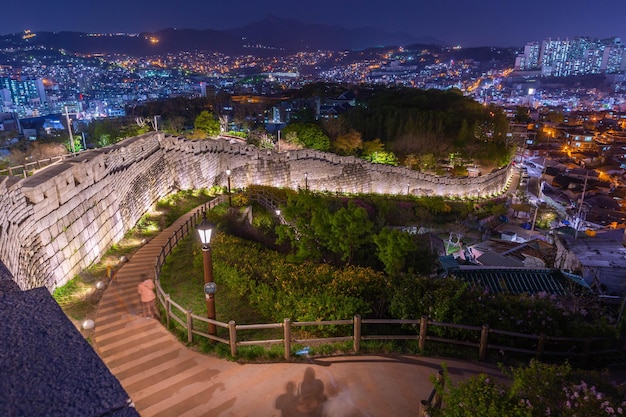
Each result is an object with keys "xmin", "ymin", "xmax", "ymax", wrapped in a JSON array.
[
  {"xmin": 321, "ymin": 117, "xmax": 346, "ymax": 141},
  {"xmin": 333, "ymin": 129, "xmax": 363, "ymax": 155},
  {"xmin": 362, "ymin": 139, "xmax": 398, "ymax": 165},
  {"xmin": 403, "ymin": 153, "xmax": 420, "ymax": 169},
  {"xmin": 544, "ymin": 111, "xmax": 564, "ymax": 124},
  {"xmin": 194, "ymin": 110, "xmax": 220, "ymax": 137},
  {"xmin": 418, "ymin": 154, "xmax": 437, "ymax": 172},
  {"xmin": 283, "ymin": 131, "xmax": 300, "ymax": 146},
  {"xmin": 276, "ymin": 192, "xmax": 330, "ymax": 263},
  {"xmin": 514, "ymin": 106, "xmax": 532, "ymax": 123},
  {"xmin": 97, "ymin": 134, "xmax": 112, "ymax": 148},
  {"xmin": 277, "ymin": 194, "xmax": 376, "ymax": 265},
  {"xmin": 162, "ymin": 116, "xmax": 185, "ymax": 134},
  {"xmin": 373, "ymin": 228, "xmax": 415, "ymax": 276},
  {"xmin": 367, "ymin": 150, "xmax": 398, "ymax": 165},
  {"xmin": 91, "ymin": 119, "xmax": 119, "ymax": 145},
  {"xmin": 362, "ymin": 138, "xmax": 385, "ymax": 157},
  {"xmin": 456, "ymin": 119, "xmax": 472, "ymax": 147},
  {"xmin": 282, "ymin": 123, "xmax": 331, "ymax": 151},
  {"xmin": 327, "ymin": 203, "xmax": 373, "ymax": 264}
]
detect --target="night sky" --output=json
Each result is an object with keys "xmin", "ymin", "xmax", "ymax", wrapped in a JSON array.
[{"xmin": 4, "ymin": 0, "xmax": 625, "ymax": 47}]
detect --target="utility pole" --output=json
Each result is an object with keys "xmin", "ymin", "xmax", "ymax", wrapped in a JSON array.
[
  {"xmin": 531, "ymin": 202, "xmax": 539, "ymax": 232},
  {"xmin": 65, "ymin": 106, "xmax": 76, "ymax": 156},
  {"xmin": 575, "ymin": 172, "xmax": 589, "ymax": 239}
]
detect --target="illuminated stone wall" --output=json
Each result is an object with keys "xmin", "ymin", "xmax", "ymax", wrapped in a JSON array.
[{"xmin": 0, "ymin": 133, "xmax": 513, "ymax": 291}]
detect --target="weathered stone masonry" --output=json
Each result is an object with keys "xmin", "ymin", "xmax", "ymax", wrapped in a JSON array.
[{"xmin": 0, "ymin": 132, "xmax": 513, "ymax": 291}]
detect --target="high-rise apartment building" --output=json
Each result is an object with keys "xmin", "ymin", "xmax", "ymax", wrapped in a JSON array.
[
  {"xmin": 515, "ymin": 42, "xmax": 541, "ymax": 71},
  {"xmin": 515, "ymin": 37, "xmax": 626, "ymax": 77},
  {"xmin": 0, "ymin": 77, "xmax": 47, "ymax": 107}
]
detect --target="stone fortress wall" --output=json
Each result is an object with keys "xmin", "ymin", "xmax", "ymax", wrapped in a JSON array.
[{"xmin": 0, "ymin": 132, "xmax": 513, "ymax": 291}]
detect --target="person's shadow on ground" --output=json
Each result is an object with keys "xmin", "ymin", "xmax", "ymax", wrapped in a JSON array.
[{"xmin": 275, "ymin": 367, "xmax": 326, "ymax": 417}]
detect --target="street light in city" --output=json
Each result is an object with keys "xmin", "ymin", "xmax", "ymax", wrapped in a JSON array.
[
  {"xmin": 197, "ymin": 213, "xmax": 217, "ymax": 337},
  {"xmin": 226, "ymin": 168, "xmax": 232, "ymax": 207}
]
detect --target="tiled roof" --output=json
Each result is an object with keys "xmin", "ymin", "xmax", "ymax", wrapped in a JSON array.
[{"xmin": 450, "ymin": 267, "xmax": 590, "ymax": 295}]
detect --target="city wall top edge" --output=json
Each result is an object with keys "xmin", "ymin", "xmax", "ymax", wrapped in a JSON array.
[{"xmin": 0, "ymin": 132, "xmax": 513, "ymax": 291}]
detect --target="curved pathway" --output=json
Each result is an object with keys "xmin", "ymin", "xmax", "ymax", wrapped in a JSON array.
[{"xmin": 94, "ymin": 212, "xmax": 504, "ymax": 417}]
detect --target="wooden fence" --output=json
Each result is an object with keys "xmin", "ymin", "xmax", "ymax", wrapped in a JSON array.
[
  {"xmin": 153, "ymin": 199, "xmax": 620, "ymax": 363},
  {"xmin": 419, "ymin": 370, "xmax": 443, "ymax": 417}
]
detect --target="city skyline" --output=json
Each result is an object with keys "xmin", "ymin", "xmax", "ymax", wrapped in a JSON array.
[{"xmin": 3, "ymin": 0, "xmax": 626, "ymax": 48}]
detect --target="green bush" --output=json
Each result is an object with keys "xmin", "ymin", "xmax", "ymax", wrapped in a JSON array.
[{"xmin": 433, "ymin": 361, "xmax": 626, "ymax": 417}]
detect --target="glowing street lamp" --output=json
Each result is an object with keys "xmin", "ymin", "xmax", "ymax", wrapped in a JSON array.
[{"xmin": 197, "ymin": 213, "xmax": 216, "ymax": 337}]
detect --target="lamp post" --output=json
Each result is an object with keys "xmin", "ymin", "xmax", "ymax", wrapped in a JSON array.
[
  {"xmin": 197, "ymin": 213, "xmax": 216, "ymax": 337},
  {"xmin": 304, "ymin": 172, "xmax": 308, "ymax": 191},
  {"xmin": 226, "ymin": 168, "xmax": 232, "ymax": 207}
]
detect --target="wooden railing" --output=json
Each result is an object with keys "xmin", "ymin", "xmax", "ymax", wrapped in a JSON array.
[
  {"xmin": 153, "ymin": 200, "xmax": 621, "ymax": 364},
  {"xmin": 420, "ymin": 370, "xmax": 444, "ymax": 417}
]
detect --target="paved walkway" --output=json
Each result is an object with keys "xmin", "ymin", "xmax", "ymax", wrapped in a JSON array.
[{"xmin": 94, "ymin": 211, "xmax": 504, "ymax": 417}]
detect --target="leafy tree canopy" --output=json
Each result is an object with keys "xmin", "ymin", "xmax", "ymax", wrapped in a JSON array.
[
  {"xmin": 194, "ymin": 110, "xmax": 220, "ymax": 137},
  {"xmin": 282, "ymin": 123, "xmax": 331, "ymax": 151},
  {"xmin": 362, "ymin": 139, "xmax": 398, "ymax": 165},
  {"xmin": 333, "ymin": 129, "xmax": 363, "ymax": 155}
]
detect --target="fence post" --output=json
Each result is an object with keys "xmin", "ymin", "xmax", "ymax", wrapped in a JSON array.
[
  {"xmin": 432, "ymin": 370, "xmax": 444, "ymax": 409},
  {"xmin": 419, "ymin": 400, "xmax": 430, "ymax": 417},
  {"xmin": 479, "ymin": 324, "xmax": 489, "ymax": 360},
  {"xmin": 229, "ymin": 320, "xmax": 237, "ymax": 357},
  {"xmin": 165, "ymin": 294, "xmax": 171, "ymax": 329},
  {"xmin": 284, "ymin": 318, "xmax": 291, "ymax": 360},
  {"xmin": 353, "ymin": 314, "xmax": 361, "ymax": 353},
  {"xmin": 186, "ymin": 309, "xmax": 193, "ymax": 343},
  {"xmin": 537, "ymin": 333, "xmax": 546, "ymax": 360},
  {"xmin": 419, "ymin": 316, "xmax": 429, "ymax": 351}
]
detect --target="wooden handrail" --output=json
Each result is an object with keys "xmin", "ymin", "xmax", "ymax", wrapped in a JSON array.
[{"xmin": 152, "ymin": 197, "xmax": 619, "ymax": 363}]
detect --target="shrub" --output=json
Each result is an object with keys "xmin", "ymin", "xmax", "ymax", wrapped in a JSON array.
[{"xmin": 433, "ymin": 361, "xmax": 626, "ymax": 417}]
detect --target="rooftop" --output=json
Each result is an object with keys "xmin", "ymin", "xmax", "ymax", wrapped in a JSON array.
[{"xmin": 0, "ymin": 286, "xmax": 138, "ymax": 417}]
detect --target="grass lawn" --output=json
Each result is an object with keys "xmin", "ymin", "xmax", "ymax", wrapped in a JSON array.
[
  {"xmin": 54, "ymin": 189, "xmax": 214, "ymax": 342},
  {"xmin": 158, "ymin": 233, "xmax": 285, "ymax": 345}
]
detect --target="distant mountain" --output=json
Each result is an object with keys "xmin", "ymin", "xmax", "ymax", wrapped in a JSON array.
[
  {"xmin": 0, "ymin": 16, "xmax": 443, "ymax": 56},
  {"xmin": 225, "ymin": 15, "xmax": 440, "ymax": 52}
]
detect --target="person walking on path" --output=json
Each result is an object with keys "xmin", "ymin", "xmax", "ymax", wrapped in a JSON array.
[{"xmin": 137, "ymin": 274, "xmax": 157, "ymax": 318}]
